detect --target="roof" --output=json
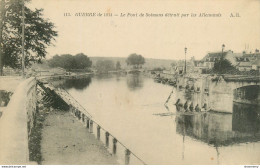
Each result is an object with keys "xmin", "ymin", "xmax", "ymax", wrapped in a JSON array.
[
  {"xmin": 252, "ymin": 58, "xmax": 260, "ymax": 66},
  {"xmin": 237, "ymin": 61, "xmax": 253, "ymax": 67},
  {"xmin": 201, "ymin": 51, "xmax": 229, "ymax": 62},
  {"xmin": 207, "ymin": 52, "xmax": 228, "ymax": 58},
  {"xmin": 243, "ymin": 53, "xmax": 260, "ymax": 58}
]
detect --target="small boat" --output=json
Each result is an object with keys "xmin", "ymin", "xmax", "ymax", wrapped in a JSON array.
[
  {"xmin": 168, "ymin": 80, "xmax": 176, "ymax": 86},
  {"xmin": 154, "ymin": 77, "xmax": 162, "ymax": 83},
  {"xmin": 153, "ymin": 112, "xmax": 175, "ymax": 116},
  {"xmin": 161, "ymin": 78, "xmax": 168, "ymax": 84},
  {"xmin": 175, "ymin": 110, "xmax": 208, "ymax": 116}
]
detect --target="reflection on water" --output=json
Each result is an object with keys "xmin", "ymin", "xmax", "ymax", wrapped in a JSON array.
[
  {"xmin": 126, "ymin": 74, "xmax": 144, "ymax": 91},
  {"xmin": 62, "ymin": 77, "xmax": 92, "ymax": 90},
  {"xmin": 58, "ymin": 75, "xmax": 260, "ymax": 164},
  {"xmin": 176, "ymin": 103, "xmax": 260, "ymax": 147},
  {"xmin": 232, "ymin": 103, "xmax": 260, "ymax": 133}
]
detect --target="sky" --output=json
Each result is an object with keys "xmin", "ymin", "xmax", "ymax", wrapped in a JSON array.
[{"xmin": 28, "ymin": 0, "xmax": 260, "ymax": 60}]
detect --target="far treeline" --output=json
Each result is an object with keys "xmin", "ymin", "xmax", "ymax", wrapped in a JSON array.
[
  {"xmin": 48, "ymin": 53, "xmax": 146, "ymax": 73},
  {"xmin": 48, "ymin": 53, "xmax": 92, "ymax": 71},
  {"xmin": 47, "ymin": 53, "xmax": 238, "ymax": 74}
]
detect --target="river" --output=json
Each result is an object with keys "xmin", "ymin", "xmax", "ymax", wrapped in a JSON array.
[{"xmin": 57, "ymin": 74, "xmax": 260, "ymax": 165}]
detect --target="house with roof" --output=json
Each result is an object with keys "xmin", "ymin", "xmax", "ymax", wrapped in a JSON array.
[
  {"xmin": 236, "ymin": 61, "xmax": 253, "ymax": 71},
  {"xmin": 173, "ymin": 59, "xmax": 196, "ymax": 75},
  {"xmin": 235, "ymin": 49, "xmax": 260, "ymax": 71},
  {"xmin": 252, "ymin": 58, "xmax": 260, "ymax": 72},
  {"xmin": 242, "ymin": 52, "xmax": 260, "ymax": 61},
  {"xmin": 200, "ymin": 50, "xmax": 238, "ymax": 69}
]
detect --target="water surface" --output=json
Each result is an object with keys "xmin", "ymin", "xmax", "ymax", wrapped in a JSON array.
[{"xmin": 60, "ymin": 74, "xmax": 260, "ymax": 164}]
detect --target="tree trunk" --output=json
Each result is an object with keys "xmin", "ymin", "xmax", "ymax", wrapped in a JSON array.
[{"xmin": 0, "ymin": 0, "xmax": 6, "ymax": 76}]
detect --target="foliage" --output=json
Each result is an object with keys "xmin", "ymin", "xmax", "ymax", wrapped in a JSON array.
[
  {"xmin": 171, "ymin": 62, "xmax": 177, "ymax": 67},
  {"xmin": 126, "ymin": 53, "xmax": 145, "ymax": 68},
  {"xmin": 213, "ymin": 58, "xmax": 236, "ymax": 74},
  {"xmin": 48, "ymin": 53, "xmax": 92, "ymax": 70},
  {"xmin": 96, "ymin": 60, "xmax": 115, "ymax": 73},
  {"xmin": 152, "ymin": 67, "xmax": 165, "ymax": 71},
  {"xmin": 0, "ymin": 0, "xmax": 58, "ymax": 72},
  {"xmin": 116, "ymin": 61, "xmax": 121, "ymax": 70}
]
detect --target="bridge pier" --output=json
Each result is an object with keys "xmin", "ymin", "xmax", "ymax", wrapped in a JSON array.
[{"xmin": 175, "ymin": 75, "xmax": 260, "ymax": 113}]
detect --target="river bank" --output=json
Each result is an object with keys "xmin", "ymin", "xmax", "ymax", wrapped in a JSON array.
[{"xmin": 41, "ymin": 108, "xmax": 118, "ymax": 165}]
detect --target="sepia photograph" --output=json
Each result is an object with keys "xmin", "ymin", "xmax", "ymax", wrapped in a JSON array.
[{"xmin": 0, "ymin": 0, "xmax": 260, "ymax": 166}]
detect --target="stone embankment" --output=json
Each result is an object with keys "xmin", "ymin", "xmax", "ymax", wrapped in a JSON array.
[{"xmin": 0, "ymin": 76, "xmax": 119, "ymax": 165}]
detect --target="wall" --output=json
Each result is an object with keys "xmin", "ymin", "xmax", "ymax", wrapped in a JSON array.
[
  {"xmin": 0, "ymin": 77, "xmax": 37, "ymax": 164},
  {"xmin": 176, "ymin": 75, "xmax": 259, "ymax": 113}
]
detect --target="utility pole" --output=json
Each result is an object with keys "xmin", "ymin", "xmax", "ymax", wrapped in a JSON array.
[
  {"xmin": 221, "ymin": 44, "xmax": 225, "ymax": 59},
  {"xmin": 21, "ymin": 0, "xmax": 25, "ymax": 77},
  {"xmin": 184, "ymin": 47, "xmax": 187, "ymax": 74}
]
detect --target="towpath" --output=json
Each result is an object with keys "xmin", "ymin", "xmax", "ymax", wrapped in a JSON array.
[{"xmin": 41, "ymin": 109, "xmax": 119, "ymax": 165}]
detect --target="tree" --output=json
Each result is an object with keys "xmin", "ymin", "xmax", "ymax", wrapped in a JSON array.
[
  {"xmin": 48, "ymin": 53, "xmax": 92, "ymax": 70},
  {"xmin": 126, "ymin": 53, "xmax": 145, "ymax": 69},
  {"xmin": 0, "ymin": 0, "xmax": 58, "ymax": 75},
  {"xmin": 96, "ymin": 60, "xmax": 115, "ymax": 73},
  {"xmin": 116, "ymin": 61, "xmax": 121, "ymax": 70},
  {"xmin": 74, "ymin": 53, "xmax": 92, "ymax": 69},
  {"xmin": 213, "ymin": 58, "xmax": 236, "ymax": 74}
]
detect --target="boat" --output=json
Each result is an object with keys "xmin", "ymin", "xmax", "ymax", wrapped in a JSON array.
[
  {"xmin": 168, "ymin": 80, "xmax": 176, "ymax": 86},
  {"xmin": 154, "ymin": 77, "xmax": 162, "ymax": 83},
  {"xmin": 175, "ymin": 110, "xmax": 208, "ymax": 116},
  {"xmin": 161, "ymin": 78, "xmax": 168, "ymax": 84}
]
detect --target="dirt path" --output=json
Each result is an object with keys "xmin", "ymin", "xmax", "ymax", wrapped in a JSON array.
[{"xmin": 41, "ymin": 110, "xmax": 118, "ymax": 165}]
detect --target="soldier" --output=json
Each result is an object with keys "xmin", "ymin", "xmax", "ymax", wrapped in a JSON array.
[
  {"xmin": 189, "ymin": 102, "xmax": 194, "ymax": 112},
  {"xmin": 184, "ymin": 101, "xmax": 188, "ymax": 111},
  {"xmin": 195, "ymin": 104, "xmax": 200, "ymax": 112},
  {"xmin": 202, "ymin": 103, "xmax": 207, "ymax": 111}
]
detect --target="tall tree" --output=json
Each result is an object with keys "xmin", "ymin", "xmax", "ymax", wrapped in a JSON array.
[
  {"xmin": 74, "ymin": 53, "xmax": 92, "ymax": 69},
  {"xmin": 126, "ymin": 53, "xmax": 145, "ymax": 69},
  {"xmin": 48, "ymin": 53, "xmax": 92, "ymax": 70},
  {"xmin": 0, "ymin": 0, "xmax": 57, "ymax": 75},
  {"xmin": 213, "ymin": 58, "xmax": 236, "ymax": 74},
  {"xmin": 116, "ymin": 61, "xmax": 121, "ymax": 70}
]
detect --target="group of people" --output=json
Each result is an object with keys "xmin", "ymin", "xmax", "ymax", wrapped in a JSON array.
[{"xmin": 175, "ymin": 99, "xmax": 207, "ymax": 112}]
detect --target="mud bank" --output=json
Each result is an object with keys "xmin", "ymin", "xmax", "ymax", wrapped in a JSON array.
[{"xmin": 41, "ymin": 109, "xmax": 119, "ymax": 165}]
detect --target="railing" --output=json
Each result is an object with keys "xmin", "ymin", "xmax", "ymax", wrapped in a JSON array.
[
  {"xmin": 0, "ymin": 77, "xmax": 37, "ymax": 164},
  {"xmin": 49, "ymin": 83, "xmax": 147, "ymax": 165}
]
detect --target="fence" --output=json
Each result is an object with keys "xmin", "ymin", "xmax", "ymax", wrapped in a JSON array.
[
  {"xmin": 0, "ymin": 77, "xmax": 37, "ymax": 164},
  {"xmin": 50, "ymin": 83, "xmax": 147, "ymax": 165},
  {"xmin": 70, "ymin": 105, "xmax": 146, "ymax": 165}
]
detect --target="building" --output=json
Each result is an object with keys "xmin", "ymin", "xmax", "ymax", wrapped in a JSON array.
[
  {"xmin": 235, "ymin": 49, "xmax": 260, "ymax": 71},
  {"xmin": 200, "ymin": 50, "xmax": 238, "ymax": 69},
  {"xmin": 173, "ymin": 62, "xmax": 194, "ymax": 74},
  {"xmin": 252, "ymin": 58, "xmax": 260, "ymax": 72},
  {"xmin": 242, "ymin": 50, "xmax": 260, "ymax": 62},
  {"xmin": 236, "ymin": 61, "xmax": 253, "ymax": 71}
]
